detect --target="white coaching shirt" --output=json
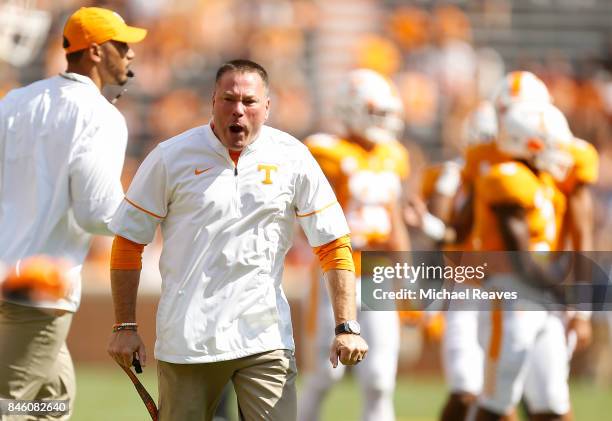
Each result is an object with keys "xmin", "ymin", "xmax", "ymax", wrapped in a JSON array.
[
  {"xmin": 0, "ymin": 73, "xmax": 128, "ymax": 312},
  {"xmin": 110, "ymin": 124, "xmax": 349, "ymax": 363}
]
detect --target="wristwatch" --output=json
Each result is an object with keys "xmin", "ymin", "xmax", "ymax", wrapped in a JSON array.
[{"xmin": 335, "ymin": 320, "xmax": 361, "ymax": 335}]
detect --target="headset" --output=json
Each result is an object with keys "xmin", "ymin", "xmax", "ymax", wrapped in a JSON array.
[
  {"xmin": 59, "ymin": 69, "xmax": 135, "ymax": 104},
  {"xmin": 111, "ymin": 69, "xmax": 135, "ymax": 104}
]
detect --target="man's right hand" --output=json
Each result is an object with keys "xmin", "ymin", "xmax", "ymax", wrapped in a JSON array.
[{"xmin": 108, "ymin": 330, "xmax": 147, "ymax": 369}]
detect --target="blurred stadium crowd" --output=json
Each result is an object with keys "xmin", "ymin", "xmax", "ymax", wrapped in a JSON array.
[{"xmin": 2, "ymin": 0, "xmax": 612, "ymax": 382}]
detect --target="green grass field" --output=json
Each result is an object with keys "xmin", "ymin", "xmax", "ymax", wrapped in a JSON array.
[{"xmin": 72, "ymin": 364, "xmax": 611, "ymax": 421}]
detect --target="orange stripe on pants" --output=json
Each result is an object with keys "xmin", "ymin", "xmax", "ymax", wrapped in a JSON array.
[{"xmin": 483, "ymin": 302, "xmax": 503, "ymax": 397}]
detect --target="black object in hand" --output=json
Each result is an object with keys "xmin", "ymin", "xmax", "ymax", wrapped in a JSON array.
[{"xmin": 132, "ymin": 357, "xmax": 143, "ymax": 374}]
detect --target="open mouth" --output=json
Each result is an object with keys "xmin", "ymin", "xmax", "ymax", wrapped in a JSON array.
[{"xmin": 229, "ymin": 123, "xmax": 245, "ymax": 134}]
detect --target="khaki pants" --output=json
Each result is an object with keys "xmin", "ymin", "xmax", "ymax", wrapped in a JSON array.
[
  {"xmin": 0, "ymin": 301, "xmax": 75, "ymax": 421},
  {"xmin": 158, "ymin": 349, "xmax": 297, "ymax": 421}
]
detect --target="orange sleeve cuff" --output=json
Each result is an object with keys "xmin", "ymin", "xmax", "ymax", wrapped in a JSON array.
[
  {"xmin": 110, "ymin": 236, "xmax": 145, "ymax": 270},
  {"xmin": 312, "ymin": 235, "xmax": 355, "ymax": 273}
]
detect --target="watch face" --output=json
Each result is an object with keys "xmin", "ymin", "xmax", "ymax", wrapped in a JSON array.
[{"xmin": 347, "ymin": 320, "xmax": 361, "ymax": 335}]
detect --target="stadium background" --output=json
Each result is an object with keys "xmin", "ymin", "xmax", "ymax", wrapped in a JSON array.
[{"xmin": 1, "ymin": 0, "xmax": 612, "ymax": 419}]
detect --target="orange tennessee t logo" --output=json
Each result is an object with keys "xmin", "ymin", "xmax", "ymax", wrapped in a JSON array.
[
  {"xmin": 194, "ymin": 167, "xmax": 213, "ymax": 176},
  {"xmin": 258, "ymin": 164, "xmax": 278, "ymax": 184}
]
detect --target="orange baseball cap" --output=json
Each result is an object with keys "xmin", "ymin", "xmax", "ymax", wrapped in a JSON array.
[{"xmin": 63, "ymin": 7, "xmax": 147, "ymax": 54}]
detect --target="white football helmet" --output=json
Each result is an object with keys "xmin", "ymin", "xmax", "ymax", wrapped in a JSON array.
[
  {"xmin": 497, "ymin": 102, "xmax": 573, "ymax": 181},
  {"xmin": 462, "ymin": 100, "xmax": 498, "ymax": 147},
  {"xmin": 491, "ymin": 71, "xmax": 551, "ymax": 114},
  {"xmin": 336, "ymin": 69, "xmax": 404, "ymax": 144}
]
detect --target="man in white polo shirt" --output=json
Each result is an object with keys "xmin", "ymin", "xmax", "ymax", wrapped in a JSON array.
[
  {"xmin": 107, "ymin": 59, "xmax": 368, "ymax": 421},
  {"xmin": 0, "ymin": 6, "xmax": 146, "ymax": 418}
]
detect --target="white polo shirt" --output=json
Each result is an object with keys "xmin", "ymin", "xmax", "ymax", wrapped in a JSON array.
[
  {"xmin": 0, "ymin": 73, "xmax": 128, "ymax": 312},
  {"xmin": 110, "ymin": 124, "xmax": 349, "ymax": 363}
]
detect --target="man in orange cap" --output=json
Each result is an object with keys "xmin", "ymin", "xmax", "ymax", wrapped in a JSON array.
[
  {"xmin": 62, "ymin": 7, "xmax": 146, "ymax": 90},
  {"xmin": 0, "ymin": 7, "xmax": 146, "ymax": 418}
]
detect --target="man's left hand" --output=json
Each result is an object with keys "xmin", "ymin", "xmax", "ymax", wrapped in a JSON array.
[{"xmin": 329, "ymin": 334, "xmax": 368, "ymax": 368}]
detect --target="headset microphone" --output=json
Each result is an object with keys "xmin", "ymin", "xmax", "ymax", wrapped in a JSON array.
[{"xmin": 111, "ymin": 70, "xmax": 135, "ymax": 104}]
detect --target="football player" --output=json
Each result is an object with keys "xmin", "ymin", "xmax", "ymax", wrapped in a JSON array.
[
  {"xmin": 474, "ymin": 102, "xmax": 574, "ymax": 421},
  {"xmin": 485, "ymin": 70, "xmax": 597, "ymax": 421},
  {"xmin": 439, "ymin": 71, "xmax": 555, "ymax": 421},
  {"xmin": 298, "ymin": 69, "xmax": 410, "ymax": 421}
]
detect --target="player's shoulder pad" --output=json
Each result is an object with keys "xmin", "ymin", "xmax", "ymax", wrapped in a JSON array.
[
  {"xmin": 383, "ymin": 139, "xmax": 410, "ymax": 166},
  {"xmin": 464, "ymin": 142, "xmax": 491, "ymax": 170},
  {"xmin": 570, "ymin": 137, "xmax": 597, "ymax": 159},
  {"xmin": 567, "ymin": 137, "xmax": 599, "ymax": 185},
  {"xmin": 479, "ymin": 162, "xmax": 539, "ymax": 207},
  {"xmin": 371, "ymin": 140, "xmax": 411, "ymax": 179},
  {"xmin": 303, "ymin": 133, "xmax": 348, "ymax": 161},
  {"xmin": 465, "ymin": 142, "xmax": 509, "ymax": 178},
  {"xmin": 466, "ymin": 142, "xmax": 504, "ymax": 164},
  {"xmin": 570, "ymin": 138, "xmax": 599, "ymax": 165},
  {"xmin": 304, "ymin": 133, "xmax": 340, "ymax": 149}
]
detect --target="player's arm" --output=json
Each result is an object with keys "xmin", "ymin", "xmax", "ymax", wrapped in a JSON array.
[
  {"xmin": 450, "ymin": 187, "xmax": 474, "ymax": 245},
  {"xmin": 428, "ymin": 191, "xmax": 455, "ymax": 224},
  {"xmin": 560, "ymin": 138, "xmax": 598, "ymax": 250},
  {"xmin": 566, "ymin": 183, "xmax": 594, "ymax": 251},
  {"xmin": 493, "ymin": 204, "xmax": 565, "ymax": 294},
  {"xmin": 419, "ymin": 162, "xmax": 463, "ymax": 244},
  {"xmin": 565, "ymin": 183, "xmax": 594, "ymax": 350},
  {"xmin": 493, "ymin": 204, "xmax": 529, "ymax": 251},
  {"xmin": 427, "ymin": 160, "xmax": 462, "ymax": 224},
  {"xmin": 563, "ymin": 141, "xmax": 599, "ymax": 348}
]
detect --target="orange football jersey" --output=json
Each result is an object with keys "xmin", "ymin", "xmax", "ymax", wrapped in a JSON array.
[
  {"xmin": 305, "ymin": 134, "xmax": 409, "ymax": 250},
  {"xmin": 557, "ymin": 137, "xmax": 599, "ymax": 195},
  {"xmin": 472, "ymin": 161, "xmax": 566, "ymax": 252},
  {"xmin": 421, "ymin": 164, "xmax": 443, "ymax": 200},
  {"xmin": 462, "ymin": 142, "xmax": 511, "ymax": 188}
]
